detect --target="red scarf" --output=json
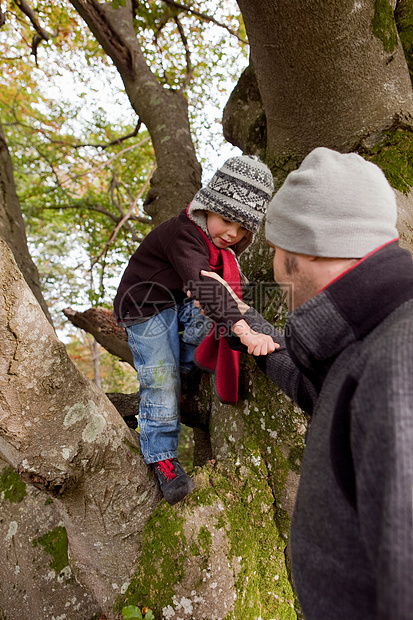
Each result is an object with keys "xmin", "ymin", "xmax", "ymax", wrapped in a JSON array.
[{"xmin": 188, "ymin": 214, "xmax": 242, "ymax": 404}]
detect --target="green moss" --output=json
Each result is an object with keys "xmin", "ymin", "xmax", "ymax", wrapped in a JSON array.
[
  {"xmin": 124, "ymin": 438, "xmax": 140, "ymax": 455},
  {"xmin": 0, "ymin": 467, "xmax": 27, "ymax": 504},
  {"xmin": 189, "ymin": 542, "xmax": 200, "ymax": 556},
  {"xmin": 32, "ymin": 525, "xmax": 69, "ymax": 574},
  {"xmin": 287, "ymin": 444, "xmax": 305, "ymax": 476},
  {"xmin": 45, "ymin": 497, "xmax": 53, "ymax": 506},
  {"xmin": 197, "ymin": 525, "xmax": 212, "ymax": 553},
  {"xmin": 114, "ymin": 462, "xmax": 298, "ymax": 619},
  {"xmin": 115, "ymin": 338, "xmax": 307, "ymax": 619},
  {"xmin": 372, "ymin": 0, "xmax": 399, "ymax": 52},
  {"xmin": 114, "ymin": 504, "xmax": 187, "ymax": 616},
  {"xmin": 360, "ymin": 126, "xmax": 413, "ymax": 193},
  {"xmin": 238, "ymin": 354, "xmax": 307, "ymax": 552},
  {"xmin": 210, "ymin": 463, "xmax": 297, "ymax": 619},
  {"xmin": 216, "ymin": 515, "xmax": 226, "ymax": 529},
  {"xmin": 395, "ymin": 0, "xmax": 413, "ymax": 83}
]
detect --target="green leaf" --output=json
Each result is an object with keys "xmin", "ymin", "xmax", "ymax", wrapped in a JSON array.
[
  {"xmin": 144, "ymin": 611, "xmax": 155, "ymax": 620},
  {"xmin": 122, "ymin": 605, "xmax": 143, "ymax": 619}
]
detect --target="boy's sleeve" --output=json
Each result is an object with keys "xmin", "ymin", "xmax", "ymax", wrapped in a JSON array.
[
  {"xmin": 165, "ymin": 227, "xmax": 244, "ymax": 327},
  {"xmin": 234, "ymin": 308, "xmax": 317, "ymax": 415}
]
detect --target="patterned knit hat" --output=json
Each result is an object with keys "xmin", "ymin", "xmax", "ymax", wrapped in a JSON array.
[{"xmin": 188, "ymin": 156, "xmax": 274, "ymax": 255}]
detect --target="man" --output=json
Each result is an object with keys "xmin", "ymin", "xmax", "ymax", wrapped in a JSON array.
[{"xmin": 197, "ymin": 147, "xmax": 413, "ymax": 619}]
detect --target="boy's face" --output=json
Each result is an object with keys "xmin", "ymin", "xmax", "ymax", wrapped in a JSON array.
[{"xmin": 206, "ymin": 212, "xmax": 247, "ymax": 249}]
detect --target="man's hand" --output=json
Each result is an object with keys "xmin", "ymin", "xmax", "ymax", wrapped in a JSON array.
[
  {"xmin": 186, "ymin": 271, "xmax": 279, "ymax": 355},
  {"xmin": 231, "ymin": 319, "xmax": 279, "ymax": 356}
]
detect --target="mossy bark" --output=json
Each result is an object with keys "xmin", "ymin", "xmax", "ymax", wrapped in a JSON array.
[
  {"xmin": 114, "ymin": 349, "xmax": 307, "ymax": 619},
  {"xmin": 0, "ymin": 457, "xmax": 100, "ymax": 620},
  {"xmin": 395, "ymin": 0, "xmax": 413, "ymax": 84},
  {"xmin": 234, "ymin": 0, "xmax": 413, "ymax": 170}
]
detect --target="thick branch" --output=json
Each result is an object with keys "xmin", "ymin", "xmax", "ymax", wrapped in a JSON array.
[
  {"xmin": 69, "ymin": 0, "xmax": 202, "ymax": 225},
  {"xmin": 63, "ymin": 307, "xmax": 133, "ymax": 366},
  {"xmin": 175, "ymin": 16, "xmax": 192, "ymax": 90},
  {"xmin": 0, "ymin": 241, "xmax": 159, "ymax": 616},
  {"xmin": 237, "ymin": 0, "xmax": 413, "ymax": 167},
  {"xmin": 0, "ymin": 118, "xmax": 52, "ymax": 323}
]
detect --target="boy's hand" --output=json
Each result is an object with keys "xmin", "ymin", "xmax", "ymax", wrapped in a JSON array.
[{"xmin": 232, "ymin": 319, "xmax": 279, "ymax": 356}]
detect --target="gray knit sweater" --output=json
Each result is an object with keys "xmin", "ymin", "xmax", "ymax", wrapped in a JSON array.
[{"xmin": 240, "ymin": 241, "xmax": 413, "ymax": 620}]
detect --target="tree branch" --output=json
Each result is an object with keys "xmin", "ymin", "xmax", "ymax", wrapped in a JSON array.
[
  {"xmin": 14, "ymin": 0, "xmax": 57, "ymax": 40},
  {"xmin": 13, "ymin": 0, "xmax": 59, "ymax": 63},
  {"xmin": 44, "ymin": 203, "xmax": 151, "ymax": 226},
  {"xmin": 174, "ymin": 16, "xmax": 192, "ymax": 91},
  {"xmin": 52, "ymin": 137, "xmax": 152, "ymax": 189},
  {"xmin": 0, "ymin": 6, "xmax": 6, "ymax": 27},
  {"xmin": 5, "ymin": 116, "xmax": 143, "ymax": 151},
  {"xmin": 62, "ymin": 306, "xmax": 133, "ymax": 365},
  {"xmin": 161, "ymin": 0, "xmax": 247, "ymax": 44},
  {"xmin": 70, "ymin": 121, "xmax": 143, "ymax": 150},
  {"xmin": 90, "ymin": 163, "xmax": 156, "ymax": 268}
]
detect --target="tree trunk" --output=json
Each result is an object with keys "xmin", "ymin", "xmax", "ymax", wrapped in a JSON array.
[
  {"xmin": 0, "ymin": 238, "xmax": 161, "ymax": 616},
  {"xmin": 92, "ymin": 337, "xmax": 102, "ymax": 388},
  {"xmin": 0, "ymin": 455, "xmax": 101, "ymax": 619},
  {"xmin": 69, "ymin": 0, "xmax": 202, "ymax": 226},
  {"xmin": 235, "ymin": 0, "xmax": 413, "ymax": 172},
  {"xmin": 0, "ymin": 118, "xmax": 52, "ymax": 323},
  {"xmin": 0, "ymin": 235, "xmax": 303, "ymax": 619}
]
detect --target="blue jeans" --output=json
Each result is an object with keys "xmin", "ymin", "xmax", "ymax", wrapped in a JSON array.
[{"xmin": 126, "ymin": 301, "xmax": 212, "ymax": 464}]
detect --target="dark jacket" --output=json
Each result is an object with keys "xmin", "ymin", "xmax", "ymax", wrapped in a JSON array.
[
  {"xmin": 238, "ymin": 241, "xmax": 413, "ymax": 620},
  {"xmin": 113, "ymin": 208, "xmax": 243, "ymax": 328}
]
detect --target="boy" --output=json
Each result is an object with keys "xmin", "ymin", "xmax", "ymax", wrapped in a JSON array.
[{"xmin": 114, "ymin": 156, "xmax": 275, "ymax": 504}]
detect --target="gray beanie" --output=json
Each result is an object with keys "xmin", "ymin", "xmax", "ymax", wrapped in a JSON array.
[
  {"xmin": 266, "ymin": 147, "xmax": 399, "ymax": 258},
  {"xmin": 188, "ymin": 155, "xmax": 274, "ymax": 255}
]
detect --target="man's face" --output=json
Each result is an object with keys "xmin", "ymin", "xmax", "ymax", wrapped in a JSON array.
[{"xmin": 270, "ymin": 244, "xmax": 316, "ymax": 310}]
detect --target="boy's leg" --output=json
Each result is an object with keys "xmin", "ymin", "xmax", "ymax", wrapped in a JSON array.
[
  {"xmin": 178, "ymin": 300, "xmax": 212, "ymax": 373},
  {"xmin": 126, "ymin": 308, "xmax": 181, "ymax": 464},
  {"xmin": 126, "ymin": 308, "xmax": 195, "ymax": 504}
]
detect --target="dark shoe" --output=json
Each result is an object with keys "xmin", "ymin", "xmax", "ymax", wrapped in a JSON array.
[{"xmin": 151, "ymin": 459, "xmax": 195, "ymax": 505}]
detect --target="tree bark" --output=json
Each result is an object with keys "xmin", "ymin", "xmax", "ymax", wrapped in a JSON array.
[
  {"xmin": 69, "ymin": 0, "xmax": 202, "ymax": 226},
  {"xmin": 0, "ymin": 118, "xmax": 52, "ymax": 323},
  {"xmin": 1, "ymin": 238, "xmax": 300, "ymax": 619},
  {"xmin": 63, "ymin": 306, "xmax": 134, "ymax": 367},
  {"xmin": 0, "ymin": 239, "xmax": 160, "ymax": 616},
  {"xmin": 2, "ymin": 1, "xmax": 413, "ymax": 618},
  {"xmin": 236, "ymin": 0, "xmax": 413, "ymax": 171},
  {"xmin": 0, "ymin": 456, "xmax": 101, "ymax": 619}
]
